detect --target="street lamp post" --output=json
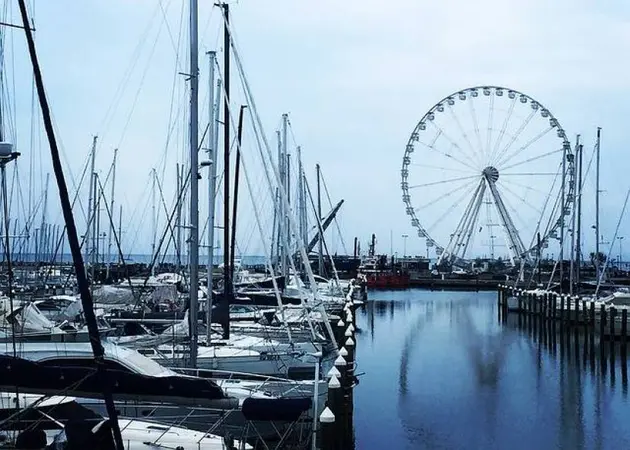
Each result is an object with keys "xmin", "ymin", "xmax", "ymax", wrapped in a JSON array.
[
  {"xmin": 618, "ymin": 236, "xmax": 624, "ymax": 270},
  {"xmin": 402, "ymin": 234, "xmax": 409, "ymax": 258}
]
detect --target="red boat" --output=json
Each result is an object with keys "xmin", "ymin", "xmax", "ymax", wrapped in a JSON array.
[
  {"xmin": 364, "ymin": 271, "xmax": 410, "ymax": 289},
  {"xmin": 358, "ymin": 234, "xmax": 411, "ymax": 289}
]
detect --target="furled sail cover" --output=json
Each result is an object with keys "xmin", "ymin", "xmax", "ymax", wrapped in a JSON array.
[{"xmin": 0, "ymin": 355, "xmax": 226, "ymax": 401}]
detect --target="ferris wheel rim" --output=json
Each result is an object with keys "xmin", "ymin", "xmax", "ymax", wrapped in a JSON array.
[{"xmin": 401, "ymin": 85, "xmax": 574, "ymax": 261}]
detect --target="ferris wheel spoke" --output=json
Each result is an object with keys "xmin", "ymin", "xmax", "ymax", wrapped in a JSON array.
[
  {"xmin": 498, "ymin": 148, "xmax": 563, "ymax": 172},
  {"xmin": 469, "ymin": 98, "xmax": 485, "ymax": 162},
  {"xmin": 426, "ymin": 181, "xmax": 480, "ymax": 235},
  {"xmin": 447, "ymin": 104, "xmax": 484, "ymax": 166},
  {"xmin": 495, "ymin": 125, "xmax": 554, "ymax": 168},
  {"xmin": 428, "ymin": 121, "xmax": 480, "ymax": 170},
  {"xmin": 488, "ymin": 96, "xmax": 517, "ymax": 165},
  {"xmin": 484, "ymin": 94, "xmax": 495, "ymax": 162},
  {"xmin": 410, "ymin": 163, "xmax": 474, "ymax": 174},
  {"xmin": 491, "ymin": 108, "xmax": 537, "ymax": 166},
  {"xmin": 495, "ymin": 186, "xmax": 537, "ymax": 243},
  {"xmin": 497, "ymin": 180, "xmax": 543, "ymax": 216},
  {"xmin": 501, "ymin": 172, "xmax": 558, "ymax": 176},
  {"xmin": 500, "ymin": 177, "xmax": 554, "ymax": 197},
  {"xmin": 408, "ymin": 174, "xmax": 479, "ymax": 190},
  {"xmin": 525, "ymin": 182, "xmax": 562, "ymax": 250},
  {"xmin": 415, "ymin": 178, "xmax": 478, "ymax": 212},
  {"xmin": 417, "ymin": 140, "xmax": 479, "ymax": 172}
]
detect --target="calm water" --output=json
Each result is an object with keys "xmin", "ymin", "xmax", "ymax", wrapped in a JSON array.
[{"xmin": 353, "ymin": 289, "xmax": 630, "ymax": 450}]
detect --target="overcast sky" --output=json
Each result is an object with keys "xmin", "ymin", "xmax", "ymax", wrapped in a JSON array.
[{"xmin": 5, "ymin": 0, "xmax": 630, "ymax": 261}]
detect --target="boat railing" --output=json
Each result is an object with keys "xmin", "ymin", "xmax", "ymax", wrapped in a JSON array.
[{"xmin": 173, "ymin": 367, "xmax": 317, "ymax": 396}]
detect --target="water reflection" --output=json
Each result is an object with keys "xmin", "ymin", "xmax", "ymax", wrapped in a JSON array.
[{"xmin": 355, "ymin": 290, "xmax": 630, "ymax": 450}]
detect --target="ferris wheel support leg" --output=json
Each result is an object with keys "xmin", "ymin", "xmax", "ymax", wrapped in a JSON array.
[
  {"xmin": 442, "ymin": 179, "xmax": 485, "ymax": 265},
  {"xmin": 487, "ymin": 180, "xmax": 528, "ymax": 265},
  {"xmin": 461, "ymin": 183, "xmax": 487, "ymax": 259}
]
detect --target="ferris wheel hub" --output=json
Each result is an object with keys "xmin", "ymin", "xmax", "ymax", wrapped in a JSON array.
[{"xmin": 482, "ymin": 166, "xmax": 500, "ymax": 183}]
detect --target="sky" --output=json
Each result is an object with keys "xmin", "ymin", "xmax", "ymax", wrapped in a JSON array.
[{"xmin": 3, "ymin": 0, "xmax": 630, "ymax": 262}]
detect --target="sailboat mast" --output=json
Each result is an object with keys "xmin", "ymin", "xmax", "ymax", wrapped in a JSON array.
[
  {"xmin": 569, "ymin": 136, "xmax": 579, "ymax": 295},
  {"xmin": 188, "ymin": 0, "xmax": 200, "ymax": 367},
  {"xmin": 85, "ymin": 135, "xmax": 97, "ymax": 270},
  {"xmin": 90, "ymin": 174, "xmax": 97, "ymax": 291},
  {"xmin": 230, "ymin": 105, "xmax": 246, "ymax": 287},
  {"xmin": 222, "ymin": 2, "xmax": 231, "ymax": 340},
  {"xmin": 317, "ymin": 163, "xmax": 323, "ymax": 277},
  {"xmin": 118, "ymin": 205, "xmax": 122, "ymax": 263},
  {"xmin": 560, "ymin": 142, "xmax": 566, "ymax": 291},
  {"xmin": 297, "ymin": 146, "xmax": 307, "ymax": 248},
  {"xmin": 281, "ymin": 113, "xmax": 288, "ymax": 279},
  {"xmin": 576, "ymin": 142, "xmax": 583, "ymax": 292},
  {"xmin": 595, "ymin": 127, "xmax": 601, "ymax": 284},
  {"xmin": 206, "ymin": 50, "xmax": 217, "ymax": 343},
  {"xmin": 39, "ymin": 172, "xmax": 49, "ymax": 266},
  {"xmin": 273, "ymin": 130, "xmax": 284, "ymax": 275},
  {"xmin": 151, "ymin": 168, "xmax": 157, "ymax": 276},
  {"xmin": 175, "ymin": 164, "xmax": 182, "ymax": 265},
  {"xmin": 106, "ymin": 148, "xmax": 117, "ymax": 279}
]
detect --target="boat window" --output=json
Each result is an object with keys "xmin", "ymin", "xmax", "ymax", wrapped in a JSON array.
[
  {"xmin": 107, "ymin": 346, "xmax": 178, "ymax": 377},
  {"xmin": 137, "ymin": 349, "xmax": 156, "ymax": 356},
  {"xmin": 39, "ymin": 358, "xmax": 132, "ymax": 373}
]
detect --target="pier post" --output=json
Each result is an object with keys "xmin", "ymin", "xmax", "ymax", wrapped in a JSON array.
[
  {"xmin": 497, "ymin": 285, "xmax": 502, "ymax": 307},
  {"xmin": 333, "ymin": 352, "xmax": 348, "ymax": 448},
  {"xmin": 575, "ymin": 298, "xmax": 580, "ymax": 327},
  {"xmin": 527, "ymin": 292, "xmax": 533, "ymax": 332},
  {"xmin": 589, "ymin": 302, "xmax": 596, "ymax": 364},
  {"xmin": 610, "ymin": 307, "xmax": 616, "ymax": 352},
  {"xmin": 622, "ymin": 309, "xmax": 628, "ymax": 356},
  {"xmin": 599, "ymin": 304, "xmax": 606, "ymax": 359}
]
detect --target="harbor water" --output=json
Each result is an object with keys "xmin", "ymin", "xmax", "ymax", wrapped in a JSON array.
[{"xmin": 353, "ymin": 289, "xmax": 630, "ymax": 450}]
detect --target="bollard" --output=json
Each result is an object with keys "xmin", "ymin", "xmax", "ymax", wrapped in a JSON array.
[
  {"xmin": 345, "ymin": 337, "xmax": 355, "ymax": 375},
  {"xmin": 334, "ymin": 320, "xmax": 346, "ymax": 347},
  {"xmin": 327, "ymin": 366, "xmax": 341, "ymax": 380},
  {"xmin": 319, "ymin": 405, "xmax": 336, "ymax": 450},
  {"xmin": 334, "ymin": 355, "xmax": 348, "ymax": 399}
]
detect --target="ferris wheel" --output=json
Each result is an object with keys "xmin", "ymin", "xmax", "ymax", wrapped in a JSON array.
[{"xmin": 401, "ymin": 86, "xmax": 574, "ymax": 266}]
